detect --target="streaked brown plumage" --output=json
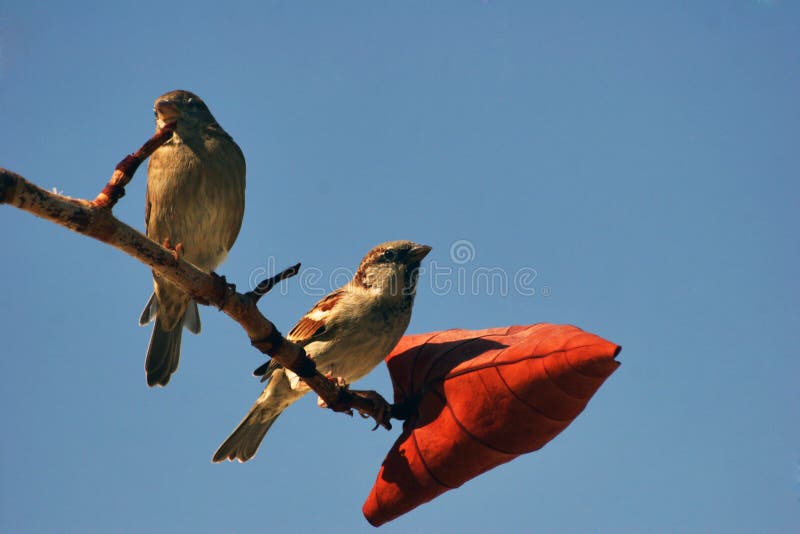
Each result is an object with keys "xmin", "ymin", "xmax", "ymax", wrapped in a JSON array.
[
  {"xmin": 139, "ymin": 90, "xmax": 246, "ymax": 387},
  {"xmin": 213, "ymin": 241, "xmax": 431, "ymax": 463}
]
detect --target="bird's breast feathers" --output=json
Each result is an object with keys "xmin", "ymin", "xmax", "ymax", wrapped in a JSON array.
[{"xmin": 146, "ymin": 134, "xmax": 245, "ymax": 271}]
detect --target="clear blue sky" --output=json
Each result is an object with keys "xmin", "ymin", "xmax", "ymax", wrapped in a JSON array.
[{"xmin": 1, "ymin": 1, "xmax": 798, "ymax": 532}]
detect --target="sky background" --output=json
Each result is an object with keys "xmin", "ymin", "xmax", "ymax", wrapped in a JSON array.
[{"xmin": 1, "ymin": 1, "xmax": 798, "ymax": 532}]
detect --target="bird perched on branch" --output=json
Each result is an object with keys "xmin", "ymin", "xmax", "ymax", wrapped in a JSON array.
[
  {"xmin": 139, "ymin": 90, "xmax": 246, "ymax": 387},
  {"xmin": 213, "ymin": 240, "xmax": 432, "ymax": 463}
]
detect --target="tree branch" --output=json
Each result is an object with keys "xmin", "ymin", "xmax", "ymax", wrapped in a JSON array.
[{"xmin": 0, "ymin": 128, "xmax": 394, "ymax": 430}]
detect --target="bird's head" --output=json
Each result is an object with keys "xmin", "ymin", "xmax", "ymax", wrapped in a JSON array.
[
  {"xmin": 352, "ymin": 240, "xmax": 432, "ymax": 299},
  {"xmin": 153, "ymin": 90, "xmax": 217, "ymax": 132}
]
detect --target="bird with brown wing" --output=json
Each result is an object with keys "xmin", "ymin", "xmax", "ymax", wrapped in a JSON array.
[
  {"xmin": 213, "ymin": 240, "xmax": 431, "ymax": 463},
  {"xmin": 139, "ymin": 90, "xmax": 246, "ymax": 387}
]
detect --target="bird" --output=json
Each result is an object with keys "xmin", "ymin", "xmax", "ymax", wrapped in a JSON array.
[
  {"xmin": 138, "ymin": 90, "xmax": 246, "ymax": 387},
  {"xmin": 213, "ymin": 240, "xmax": 432, "ymax": 463}
]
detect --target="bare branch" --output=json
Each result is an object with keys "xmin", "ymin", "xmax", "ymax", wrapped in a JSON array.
[{"xmin": 0, "ymin": 134, "xmax": 394, "ymax": 429}]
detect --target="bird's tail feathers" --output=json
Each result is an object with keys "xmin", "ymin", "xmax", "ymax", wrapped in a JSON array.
[
  {"xmin": 184, "ymin": 300, "xmax": 201, "ymax": 334},
  {"xmin": 145, "ymin": 316, "xmax": 184, "ymax": 387},
  {"xmin": 139, "ymin": 293, "xmax": 201, "ymax": 333},
  {"xmin": 212, "ymin": 406, "xmax": 283, "ymax": 463},
  {"xmin": 139, "ymin": 293, "xmax": 157, "ymax": 326},
  {"xmin": 140, "ymin": 293, "xmax": 202, "ymax": 387}
]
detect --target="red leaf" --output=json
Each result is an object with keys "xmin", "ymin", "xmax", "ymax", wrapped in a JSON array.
[{"xmin": 363, "ymin": 324, "xmax": 620, "ymax": 526}]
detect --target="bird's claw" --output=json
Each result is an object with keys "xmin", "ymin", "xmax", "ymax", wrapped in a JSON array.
[
  {"xmin": 162, "ymin": 238, "xmax": 183, "ymax": 264},
  {"xmin": 317, "ymin": 374, "xmax": 392, "ymax": 429},
  {"xmin": 353, "ymin": 390, "xmax": 392, "ymax": 431}
]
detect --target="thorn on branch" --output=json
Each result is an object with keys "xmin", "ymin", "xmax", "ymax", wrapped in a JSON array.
[{"xmin": 246, "ymin": 262, "xmax": 301, "ymax": 303}]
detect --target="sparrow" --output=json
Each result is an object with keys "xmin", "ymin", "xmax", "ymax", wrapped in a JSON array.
[
  {"xmin": 213, "ymin": 240, "xmax": 432, "ymax": 463},
  {"xmin": 138, "ymin": 90, "xmax": 246, "ymax": 387}
]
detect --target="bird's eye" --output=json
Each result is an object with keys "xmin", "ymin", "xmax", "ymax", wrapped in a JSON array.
[
  {"xmin": 187, "ymin": 97, "xmax": 194, "ymax": 103},
  {"xmin": 381, "ymin": 250, "xmax": 396, "ymax": 262}
]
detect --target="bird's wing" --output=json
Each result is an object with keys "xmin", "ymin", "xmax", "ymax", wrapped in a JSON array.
[
  {"xmin": 221, "ymin": 141, "xmax": 246, "ymax": 252},
  {"xmin": 144, "ymin": 186, "xmax": 152, "ymax": 236},
  {"xmin": 286, "ymin": 289, "xmax": 345, "ymax": 343},
  {"xmin": 253, "ymin": 289, "xmax": 345, "ymax": 382},
  {"xmin": 253, "ymin": 358, "xmax": 281, "ymax": 381},
  {"xmin": 205, "ymin": 125, "xmax": 246, "ymax": 252}
]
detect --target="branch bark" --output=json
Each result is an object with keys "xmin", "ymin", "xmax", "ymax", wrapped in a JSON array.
[{"xmin": 0, "ymin": 127, "xmax": 394, "ymax": 430}]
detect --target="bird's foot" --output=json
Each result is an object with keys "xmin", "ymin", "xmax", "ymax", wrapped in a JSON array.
[
  {"xmin": 317, "ymin": 374, "xmax": 393, "ymax": 430},
  {"xmin": 161, "ymin": 238, "xmax": 183, "ymax": 264},
  {"xmin": 351, "ymin": 389, "xmax": 393, "ymax": 431}
]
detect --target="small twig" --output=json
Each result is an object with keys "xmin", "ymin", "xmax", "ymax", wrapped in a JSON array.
[
  {"xmin": 246, "ymin": 262, "xmax": 302, "ymax": 303},
  {"xmin": 92, "ymin": 122, "xmax": 176, "ymax": 209}
]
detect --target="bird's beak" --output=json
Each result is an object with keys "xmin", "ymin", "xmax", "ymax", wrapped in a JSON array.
[
  {"xmin": 408, "ymin": 244, "xmax": 432, "ymax": 262},
  {"xmin": 154, "ymin": 100, "xmax": 180, "ymax": 121}
]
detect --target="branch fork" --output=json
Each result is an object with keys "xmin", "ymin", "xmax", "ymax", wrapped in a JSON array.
[{"xmin": 0, "ymin": 125, "xmax": 402, "ymax": 430}]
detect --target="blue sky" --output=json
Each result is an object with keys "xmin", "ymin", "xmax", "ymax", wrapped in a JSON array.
[{"xmin": 1, "ymin": 1, "xmax": 798, "ymax": 532}]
